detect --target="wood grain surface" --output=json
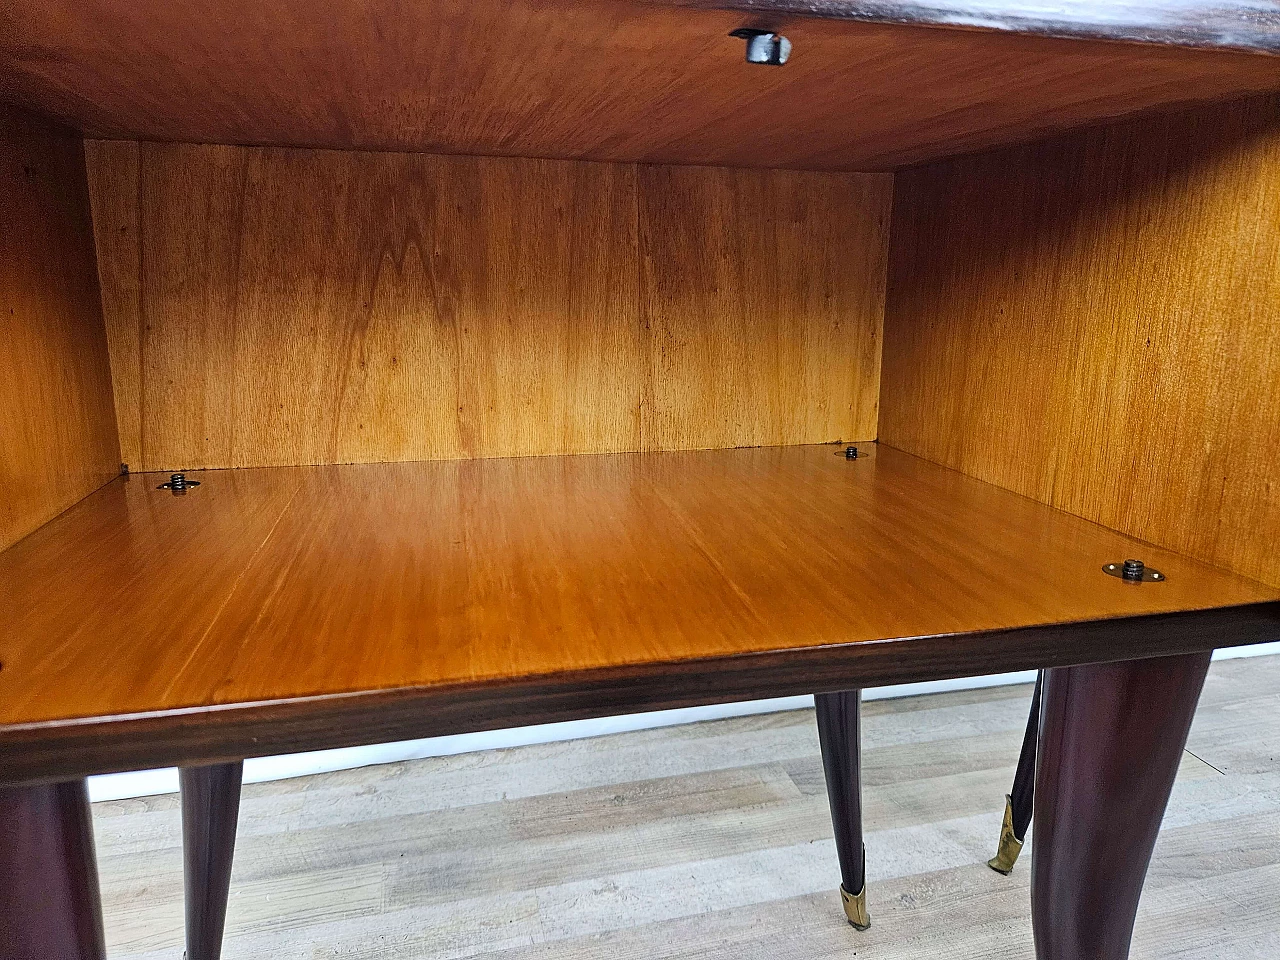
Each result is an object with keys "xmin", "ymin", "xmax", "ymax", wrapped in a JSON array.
[
  {"xmin": 85, "ymin": 143, "xmax": 888, "ymax": 472},
  {"xmin": 88, "ymin": 659, "xmax": 1280, "ymax": 960},
  {"xmin": 0, "ymin": 106, "xmax": 120, "ymax": 551},
  {"xmin": 637, "ymin": 165, "xmax": 886, "ymax": 452},
  {"xmin": 81, "ymin": 140, "xmax": 143, "ymax": 468},
  {"xmin": 1031, "ymin": 652, "xmax": 1212, "ymax": 959},
  {"xmin": 0, "ymin": 779, "xmax": 105, "ymax": 959},
  {"xmin": 6, "ymin": 2, "xmax": 1280, "ymax": 170},
  {"xmin": 881, "ymin": 95, "xmax": 1280, "ymax": 588},
  {"xmin": 1, "ymin": 445, "xmax": 1276, "ymax": 783},
  {"xmin": 180, "ymin": 763, "xmax": 243, "ymax": 960}
]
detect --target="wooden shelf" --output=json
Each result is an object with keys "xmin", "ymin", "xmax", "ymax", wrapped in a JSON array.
[
  {"xmin": 3, "ymin": 1, "xmax": 1279, "ymax": 170},
  {"xmin": 1, "ymin": 444, "xmax": 1276, "ymax": 784}
]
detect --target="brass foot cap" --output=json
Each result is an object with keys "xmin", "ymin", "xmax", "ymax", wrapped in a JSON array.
[
  {"xmin": 840, "ymin": 883, "xmax": 870, "ymax": 930},
  {"xmin": 987, "ymin": 795, "xmax": 1024, "ymax": 875}
]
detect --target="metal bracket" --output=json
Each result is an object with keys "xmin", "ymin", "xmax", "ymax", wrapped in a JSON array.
[
  {"xmin": 1103, "ymin": 559, "xmax": 1164, "ymax": 582},
  {"xmin": 729, "ymin": 28, "xmax": 791, "ymax": 65},
  {"xmin": 158, "ymin": 472, "xmax": 200, "ymax": 494}
]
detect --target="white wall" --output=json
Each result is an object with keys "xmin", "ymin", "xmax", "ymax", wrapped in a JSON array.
[{"xmin": 88, "ymin": 643, "xmax": 1280, "ymax": 802}]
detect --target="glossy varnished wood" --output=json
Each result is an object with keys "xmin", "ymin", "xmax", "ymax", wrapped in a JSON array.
[
  {"xmin": 0, "ymin": 779, "xmax": 105, "ymax": 960},
  {"xmin": 814, "ymin": 691, "xmax": 867, "ymax": 921},
  {"xmin": 5, "ymin": 3, "xmax": 1280, "ymax": 170},
  {"xmin": 0, "ymin": 106, "xmax": 120, "ymax": 551},
  {"xmin": 180, "ymin": 764, "xmax": 243, "ymax": 960},
  {"xmin": 1009, "ymin": 674, "xmax": 1042, "ymax": 843},
  {"xmin": 636, "ymin": 165, "xmax": 887, "ymax": 454},
  {"xmin": 88, "ymin": 660, "xmax": 1280, "ymax": 959},
  {"xmin": 85, "ymin": 144, "xmax": 888, "ymax": 472},
  {"xmin": 81, "ymin": 140, "xmax": 143, "ymax": 467},
  {"xmin": 1032, "ymin": 652, "xmax": 1212, "ymax": 959},
  {"xmin": 881, "ymin": 95, "xmax": 1280, "ymax": 588},
  {"xmin": 1, "ymin": 446, "xmax": 1276, "ymax": 784}
]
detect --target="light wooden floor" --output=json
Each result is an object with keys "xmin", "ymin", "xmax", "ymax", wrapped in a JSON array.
[{"xmin": 95, "ymin": 656, "xmax": 1280, "ymax": 959}]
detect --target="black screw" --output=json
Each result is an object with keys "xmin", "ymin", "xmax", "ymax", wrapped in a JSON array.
[
  {"xmin": 158, "ymin": 472, "xmax": 199, "ymax": 493},
  {"xmin": 845, "ymin": 446, "xmax": 859, "ymax": 460},
  {"xmin": 1122, "ymin": 559, "xmax": 1145, "ymax": 581}
]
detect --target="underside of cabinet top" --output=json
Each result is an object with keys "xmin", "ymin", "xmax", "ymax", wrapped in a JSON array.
[
  {"xmin": 2, "ymin": 445, "xmax": 1277, "ymax": 784},
  {"xmin": 2, "ymin": 0, "xmax": 1280, "ymax": 170}
]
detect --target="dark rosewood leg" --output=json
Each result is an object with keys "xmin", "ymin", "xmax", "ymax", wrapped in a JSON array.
[
  {"xmin": 814, "ymin": 689, "xmax": 869, "ymax": 929},
  {"xmin": 181, "ymin": 762, "xmax": 244, "ymax": 960},
  {"xmin": 1032, "ymin": 652, "xmax": 1211, "ymax": 960},
  {"xmin": 989, "ymin": 671, "xmax": 1043, "ymax": 874},
  {"xmin": 0, "ymin": 779, "xmax": 106, "ymax": 960}
]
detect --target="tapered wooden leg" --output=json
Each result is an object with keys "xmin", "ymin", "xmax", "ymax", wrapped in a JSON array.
[
  {"xmin": 181, "ymin": 762, "xmax": 244, "ymax": 960},
  {"xmin": 1032, "ymin": 652, "xmax": 1211, "ymax": 960},
  {"xmin": 814, "ymin": 689, "xmax": 869, "ymax": 929},
  {"xmin": 0, "ymin": 779, "xmax": 106, "ymax": 960},
  {"xmin": 989, "ymin": 671, "xmax": 1043, "ymax": 874}
]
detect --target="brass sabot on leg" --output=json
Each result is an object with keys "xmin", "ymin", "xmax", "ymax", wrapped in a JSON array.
[
  {"xmin": 987, "ymin": 794, "xmax": 1024, "ymax": 875},
  {"xmin": 840, "ymin": 882, "xmax": 870, "ymax": 930}
]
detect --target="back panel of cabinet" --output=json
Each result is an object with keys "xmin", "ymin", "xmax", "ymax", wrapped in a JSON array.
[{"xmin": 87, "ymin": 142, "xmax": 891, "ymax": 472}]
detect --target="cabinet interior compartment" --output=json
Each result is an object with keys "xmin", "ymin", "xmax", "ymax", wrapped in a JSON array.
[{"xmin": 2, "ymin": 7, "xmax": 1280, "ymax": 778}]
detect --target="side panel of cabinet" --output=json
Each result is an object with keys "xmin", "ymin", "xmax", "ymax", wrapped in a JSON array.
[
  {"xmin": 86, "ymin": 142, "xmax": 890, "ymax": 472},
  {"xmin": 0, "ymin": 107, "xmax": 120, "ymax": 551},
  {"xmin": 880, "ymin": 95, "xmax": 1280, "ymax": 587}
]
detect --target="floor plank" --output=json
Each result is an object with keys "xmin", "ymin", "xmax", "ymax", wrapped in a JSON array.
[{"xmin": 94, "ymin": 656, "xmax": 1280, "ymax": 959}]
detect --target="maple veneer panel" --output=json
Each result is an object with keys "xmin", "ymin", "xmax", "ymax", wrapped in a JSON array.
[
  {"xmin": 0, "ymin": 107, "xmax": 120, "ymax": 550},
  {"xmin": 87, "ymin": 143, "xmax": 886, "ymax": 471},
  {"xmin": 881, "ymin": 96, "xmax": 1280, "ymax": 587},
  {"xmin": 2, "ymin": 446, "xmax": 1274, "ymax": 747},
  {"xmin": 6, "ymin": 1, "xmax": 1280, "ymax": 170}
]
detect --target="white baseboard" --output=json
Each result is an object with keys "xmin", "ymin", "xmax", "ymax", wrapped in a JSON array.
[
  {"xmin": 1208, "ymin": 640, "xmax": 1280, "ymax": 661},
  {"xmin": 87, "ymin": 644, "xmax": 1280, "ymax": 803}
]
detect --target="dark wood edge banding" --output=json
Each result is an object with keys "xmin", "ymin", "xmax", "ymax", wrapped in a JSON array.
[
  {"xmin": 669, "ymin": 0, "xmax": 1280, "ymax": 55},
  {"xmin": 2, "ymin": 602, "xmax": 1277, "ymax": 787}
]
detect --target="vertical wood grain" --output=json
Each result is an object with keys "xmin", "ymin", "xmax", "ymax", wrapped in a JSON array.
[
  {"xmin": 0, "ymin": 107, "xmax": 120, "ymax": 550},
  {"xmin": 84, "ymin": 139, "xmax": 142, "ymax": 469},
  {"xmin": 638, "ymin": 166, "xmax": 889, "ymax": 451},
  {"xmin": 880, "ymin": 96, "xmax": 1280, "ymax": 588},
  {"xmin": 131, "ymin": 146, "xmax": 642, "ymax": 469},
  {"xmin": 85, "ymin": 144, "xmax": 887, "ymax": 471}
]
